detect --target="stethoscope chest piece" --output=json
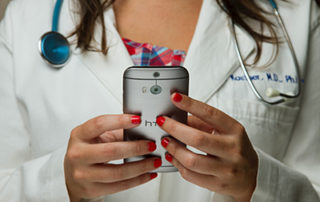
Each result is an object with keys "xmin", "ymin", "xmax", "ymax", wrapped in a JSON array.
[{"xmin": 39, "ymin": 31, "xmax": 70, "ymax": 68}]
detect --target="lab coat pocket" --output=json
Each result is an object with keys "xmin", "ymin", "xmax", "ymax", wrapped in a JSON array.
[{"xmin": 208, "ymin": 98, "xmax": 300, "ymax": 160}]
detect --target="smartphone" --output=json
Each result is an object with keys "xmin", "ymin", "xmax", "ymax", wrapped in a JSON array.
[{"xmin": 123, "ymin": 66, "xmax": 189, "ymax": 172}]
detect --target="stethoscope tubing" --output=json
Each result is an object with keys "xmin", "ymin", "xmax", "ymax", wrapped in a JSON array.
[
  {"xmin": 231, "ymin": 23, "xmax": 285, "ymax": 105},
  {"xmin": 272, "ymin": 9, "xmax": 301, "ymax": 98},
  {"xmin": 52, "ymin": 0, "xmax": 63, "ymax": 32},
  {"xmin": 231, "ymin": 1, "xmax": 301, "ymax": 105},
  {"xmin": 40, "ymin": 0, "xmax": 301, "ymax": 105}
]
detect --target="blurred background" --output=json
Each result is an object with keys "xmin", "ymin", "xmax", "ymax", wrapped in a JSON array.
[{"xmin": 0, "ymin": 0, "xmax": 11, "ymax": 20}]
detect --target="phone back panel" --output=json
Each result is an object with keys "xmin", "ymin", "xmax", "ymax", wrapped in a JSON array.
[{"xmin": 123, "ymin": 66, "xmax": 189, "ymax": 172}]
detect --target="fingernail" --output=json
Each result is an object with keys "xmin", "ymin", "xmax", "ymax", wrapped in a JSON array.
[
  {"xmin": 148, "ymin": 142, "xmax": 156, "ymax": 152},
  {"xmin": 173, "ymin": 92, "xmax": 183, "ymax": 102},
  {"xmin": 165, "ymin": 153, "xmax": 173, "ymax": 162},
  {"xmin": 154, "ymin": 158, "xmax": 162, "ymax": 168},
  {"xmin": 131, "ymin": 116, "xmax": 141, "ymax": 124},
  {"xmin": 156, "ymin": 116, "xmax": 165, "ymax": 126},
  {"xmin": 161, "ymin": 137, "xmax": 169, "ymax": 148},
  {"xmin": 150, "ymin": 173, "xmax": 158, "ymax": 180}
]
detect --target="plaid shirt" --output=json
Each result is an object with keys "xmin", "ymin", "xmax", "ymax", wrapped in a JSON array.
[{"xmin": 122, "ymin": 38, "xmax": 186, "ymax": 66}]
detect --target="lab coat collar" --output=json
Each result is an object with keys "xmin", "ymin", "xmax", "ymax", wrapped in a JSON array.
[
  {"xmin": 68, "ymin": 5, "xmax": 134, "ymax": 104},
  {"xmin": 70, "ymin": 0, "xmax": 255, "ymax": 104},
  {"xmin": 184, "ymin": 0, "xmax": 255, "ymax": 102}
]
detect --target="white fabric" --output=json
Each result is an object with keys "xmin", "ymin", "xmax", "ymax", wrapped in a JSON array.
[{"xmin": 0, "ymin": 0, "xmax": 319, "ymax": 201}]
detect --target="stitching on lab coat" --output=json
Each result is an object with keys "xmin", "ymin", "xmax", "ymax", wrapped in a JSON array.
[{"xmin": 0, "ymin": 36, "xmax": 12, "ymax": 55}]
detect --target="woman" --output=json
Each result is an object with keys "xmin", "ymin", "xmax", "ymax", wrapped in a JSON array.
[{"xmin": 0, "ymin": 0, "xmax": 319, "ymax": 201}]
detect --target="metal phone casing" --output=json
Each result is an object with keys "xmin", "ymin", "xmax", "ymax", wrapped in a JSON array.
[{"xmin": 123, "ymin": 66, "xmax": 189, "ymax": 172}]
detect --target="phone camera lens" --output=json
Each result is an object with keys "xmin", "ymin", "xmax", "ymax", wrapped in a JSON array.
[
  {"xmin": 153, "ymin": 72, "xmax": 160, "ymax": 78},
  {"xmin": 150, "ymin": 85, "xmax": 162, "ymax": 95}
]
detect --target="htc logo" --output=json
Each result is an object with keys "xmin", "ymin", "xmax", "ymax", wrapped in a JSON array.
[{"xmin": 144, "ymin": 120, "xmax": 157, "ymax": 127}]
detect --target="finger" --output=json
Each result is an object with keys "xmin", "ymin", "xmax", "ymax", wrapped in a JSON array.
[
  {"xmin": 84, "ymin": 157, "xmax": 161, "ymax": 183},
  {"xmin": 168, "ymin": 155, "xmax": 221, "ymax": 193},
  {"xmin": 75, "ymin": 114, "xmax": 141, "ymax": 141},
  {"xmin": 89, "ymin": 173, "xmax": 158, "ymax": 197},
  {"xmin": 188, "ymin": 115, "xmax": 215, "ymax": 133},
  {"xmin": 162, "ymin": 137, "xmax": 226, "ymax": 176},
  {"xmin": 96, "ymin": 129, "xmax": 123, "ymax": 143},
  {"xmin": 69, "ymin": 140, "xmax": 157, "ymax": 164},
  {"xmin": 157, "ymin": 116, "xmax": 233, "ymax": 158},
  {"xmin": 171, "ymin": 93, "xmax": 237, "ymax": 133}
]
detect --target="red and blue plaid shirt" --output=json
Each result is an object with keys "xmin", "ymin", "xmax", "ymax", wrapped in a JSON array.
[{"xmin": 122, "ymin": 38, "xmax": 186, "ymax": 66}]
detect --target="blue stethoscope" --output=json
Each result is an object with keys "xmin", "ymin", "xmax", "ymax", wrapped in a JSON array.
[
  {"xmin": 39, "ymin": 0, "xmax": 70, "ymax": 68},
  {"xmin": 39, "ymin": 0, "xmax": 301, "ymax": 105}
]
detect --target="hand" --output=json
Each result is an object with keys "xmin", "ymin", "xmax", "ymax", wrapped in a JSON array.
[
  {"xmin": 157, "ymin": 93, "xmax": 258, "ymax": 202},
  {"xmin": 64, "ymin": 114, "xmax": 161, "ymax": 202}
]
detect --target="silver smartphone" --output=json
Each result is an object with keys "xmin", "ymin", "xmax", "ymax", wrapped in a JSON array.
[{"xmin": 123, "ymin": 66, "xmax": 189, "ymax": 172}]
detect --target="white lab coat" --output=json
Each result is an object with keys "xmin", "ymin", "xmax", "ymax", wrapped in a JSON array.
[{"xmin": 0, "ymin": 0, "xmax": 319, "ymax": 201}]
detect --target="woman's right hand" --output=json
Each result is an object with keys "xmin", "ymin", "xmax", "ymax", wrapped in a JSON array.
[{"xmin": 64, "ymin": 114, "xmax": 161, "ymax": 202}]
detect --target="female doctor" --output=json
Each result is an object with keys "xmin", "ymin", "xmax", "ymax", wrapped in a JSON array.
[{"xmin": 0, "ymin": 0, "xmax": 320, "ymax": 201}]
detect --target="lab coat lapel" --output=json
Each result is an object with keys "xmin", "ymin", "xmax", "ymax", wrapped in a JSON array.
[
  {"xmin": 184, "ymin": 0, "xmax": 255, "ymax": 103},
  {"xmin": 73, "ymin": 7, "xmax": 133, "ymax": 104}
]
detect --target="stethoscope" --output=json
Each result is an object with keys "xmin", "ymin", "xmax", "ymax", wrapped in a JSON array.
[
  {"xmin": 230, "ymin": 1, "xmax": 301, "ymax": 105},
  {"xmin": 39, "ymin": 0, "xmax": 301, "ymax": 105},
  {"xmin": 39, "ymin": 0, "xmax": 70, "ymax": 68}
]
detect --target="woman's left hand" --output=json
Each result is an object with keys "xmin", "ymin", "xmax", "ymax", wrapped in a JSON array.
[{"xmin": 156, "ymin": 93, "xmax": 258, "ymax": 202}]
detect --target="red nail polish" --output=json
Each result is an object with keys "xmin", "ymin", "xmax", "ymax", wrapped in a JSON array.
[
  {"xmin": 173, "ymin": 93, "xmax": 183, "ymax": 102},
  {"xmin": 156, "ymin": 116, "xmax": 165, "ymax": 126},
  {"xmin": 165, "ymin": 153, "xmax": 173, "ymax": 162},
  {"xmin": 161, "ymin": 138, "xmax": 169, "ymax": 148},
  {"xmin": 131, "ymin": 116, "xmax": 141, "ymax": 124},
  {"xmin": 148, "ymin": 142, "xmax": 156, "ymax": 152},
  {"xmin": 150, "ymin": 173, "xmax": 158, "ymax": 180},
  {"xmin": 154, "ymin": 158, "xmax": 162, "ymax": 168}
]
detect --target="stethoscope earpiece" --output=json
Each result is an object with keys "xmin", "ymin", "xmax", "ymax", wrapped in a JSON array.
[{"xmin": 39, "ymin": 31, "xmax": 70, "ymax": 68}]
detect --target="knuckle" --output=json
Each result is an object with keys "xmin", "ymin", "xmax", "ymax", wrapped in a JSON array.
[
  {"xmin": 232, "ymin": 151, "xmax": 243, "ymax": 164},
  {"xmin": 207, "ymin": 107, "xmax": 218, "ymax": 118},
  {"xmin": 138, "ymin": 174, "xmax": 149, "ymax": 185},
  {"xmin": 225, "ymin": 166, "xmax": 239, "ymax": 178},
  {"xmin": 231, "ymin": 142, "xmax": 241, "ymax": 155},
  {"xmin": 72, "ymin": 169, "xmax": 86, "ymax": 181},
  {"xmin": 184, "ymin": 154, "xmax": 198, "ymax": 169},
  {"xmin": 169, "ymin": 142, "xmax": 178, "ymax": 156},
  {"xmin": 141, "ymin": 174, "xmax": 150, "ymax": 184},
  {"xmin": 226, "ymin": 139, "xmax": 245, "ymax": 163},
  {"xmin": 181, "ymin": 97, "xmax": 192, "ymax": 108},
  {"xmin": 101, "ymin": 131, "xmax": 118, "ymax": 143},
  {"xmin": 91, "ymin": 116, "xmax": 106, "ymax": 132},
  {"xmin": 119, "ymin": 180, "xmax": 131, "ymax": 191},
  {"xmin": 179, "ymin": 167, "xmax": 191, "ymax": 180},
  {"xmin": 66, "ymin": 148, "xmax": 81, "ymax": 161},
  {"xmin": 102, "ymin": 144, "xmax": 117, "ymax": 157},
  {"xmin": 134, "ymin": 142, "xmax": 144, "ymax": 155},
  {"xmin": 170, "ymin": 122, "xmax": 179, "ymax": 134},
  {"xmin": 217, "ymin": 182, "xmax": 229, "ymax": 191},
  {"xmin": 227, "ymin": 138, "xmax": 242, "ymax": 156},
  {"xmin": 113, "ymin": 167, "xmax": 125, "ymax": 179},
  {"xmin": 70, "ymin": 127, "xmax": 79, "ymax": 139},
  {"xmin": 192, "ymin": 133, "xmax": 206, "ymax": 147},
  {"xmin": 143, "ymin": 159, "xmax": 152, "ymax": 171},
  {"xmin": 234, "ymin": 122, "xmax": 246, "ymax": 135}
]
